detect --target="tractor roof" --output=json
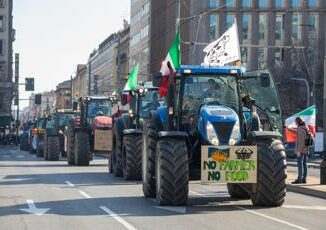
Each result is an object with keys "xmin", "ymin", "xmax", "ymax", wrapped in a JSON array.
[{"xmin": 179, "ymin": 65, "xmax": 245, "ymax": 75}]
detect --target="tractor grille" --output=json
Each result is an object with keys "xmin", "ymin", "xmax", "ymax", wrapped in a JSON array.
[{"xmin": 212, "ymin": 122, "xmax": 235, "ymax": 145}]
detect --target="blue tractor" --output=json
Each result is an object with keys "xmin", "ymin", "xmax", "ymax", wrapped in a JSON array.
[{"xmin": 142, "ymin": 64, "xmax": 286, "ymax": 206}]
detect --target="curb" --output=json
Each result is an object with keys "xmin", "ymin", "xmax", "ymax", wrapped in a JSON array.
[
  {"xmin": 286, "ymin": 184, "xmax": 326, "ymax": 200},
  {"xmin": 287, "ymin": 162, "xmax": 320, "ymax": 169}
]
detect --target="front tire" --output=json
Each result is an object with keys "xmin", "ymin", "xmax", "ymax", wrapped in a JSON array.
[
  {"xmin": 251, "ymin": 139, "xmax": 287, "ymax": 206},
  {"xmin": 74, "ymin": 131, "xmax": 90, "ymax": 166},
  {"xmin": 122, "ymin": 134, "xmax": 142, "ymax": 180},
  {"xmin": 47, "ymin": 136, "xmax": 60, "ymax": 161},
  {"xmin": 112, "ymin": 125, "xmax": 123, "ymax": 177},
  {"xmin": 66, "ymin": 128, "xmax": 75, "ymax": 165},
  {"xmin": 142, "ymin": 119, "xmax": 158, "ymax": 198},
  {"xmin": 155, "ymin": 138, "xmax": 189, "ymax": 206}
]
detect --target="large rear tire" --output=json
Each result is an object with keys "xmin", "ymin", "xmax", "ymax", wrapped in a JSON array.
[
  {"xmin": 155, "ymin": 138, "xmax": 189, "ymax": 206},
  {"xmin": 142, "ymin": 119, "xmax": 158, "ymax": 198},
  {"xmin": 122, "ymin": 134, "xmax": 142, "ymax": 180},
  {"xmin": 251, "ymin": 139, "xmax": 286, "ymax": 206},
  {"xmin": 112, "ymin": 125, "xmax": 123, "ymax": 177},
  {"xmin": 48, "ymin": 136, "xmax": 60, "ymax": 161},
  {"xmin": 66, "ymin": 128, "xmax": 75, "ymax": 165},
  {"xmin": 74, "ymin": 131, "xmax": 90, "ymax": 166}
]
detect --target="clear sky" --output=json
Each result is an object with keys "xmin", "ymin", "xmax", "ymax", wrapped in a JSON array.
[{"xmin": 13, "ymin": 0, "xmax": 130, "ymax": 108}]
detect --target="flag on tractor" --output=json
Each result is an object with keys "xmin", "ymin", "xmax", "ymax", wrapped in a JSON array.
[
  {"xmin": 285, "ymin": 105, "xmax": 316, "ymax": 143},
  {"xmin": 159, "ymin": 32, "xmax": 180, "ymax": 97},
  {"xmin": 203, "ymin": 19, "xmax": 241, "ymax": 66},
  {"xmin": 123, "ymin": 64, "xmax": 139, "ymax": 91}
]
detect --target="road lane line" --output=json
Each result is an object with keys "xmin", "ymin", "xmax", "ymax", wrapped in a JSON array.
[
  {"xmin": 17, "ymin": 155, "xmax": 24, "ymax": 158},
  {"xmin": 100, "ymin": 206, "xmax": 137, "ymax": 230},
  {"xmin": 65, "ymin": 181, "xmax": 75, "ymax": 187},
  {"xmin": 78, "ymin": 191, "xmax": 92, "ymax": 199},
  {"xmin": 283, "ymin": 205, "xmax": 326, "ymax": 211},
  {"xmin": 234, "ymin": 206, "xmax": 308, "ymax": 230}
]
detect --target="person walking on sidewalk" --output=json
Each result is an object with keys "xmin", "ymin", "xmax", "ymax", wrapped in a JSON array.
[{"xmin": 292, "ymin": 117, "xmax": 308, "ymax": 184}]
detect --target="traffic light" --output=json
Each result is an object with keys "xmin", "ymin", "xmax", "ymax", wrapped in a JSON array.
[
  {"xmin": 25, "ymin": 78, "xmax": 34, "ymax": 91},
  {"xmin": 35, "ymin": 94, "xmax": 42, "ymax": 105}
]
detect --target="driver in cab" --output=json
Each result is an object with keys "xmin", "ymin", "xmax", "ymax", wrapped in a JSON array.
[{"xmin": 203, "ymin": 79, "xmax": 222, "ymax": 98}]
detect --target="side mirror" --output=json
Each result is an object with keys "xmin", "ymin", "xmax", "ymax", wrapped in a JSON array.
[
  {"xmin": 121, "ymin": 94, "xmax": 128, "ymax": 106},
  {"xmin": 72, "ymin": 102, "xmax": 78, "ymax": 110},
  {"xmin": 260, "ymin": 73, "xmax": 271, "ymax": 88},
  {"xmin": 152, "ymin": 72, "xmax": 163, "ymax": 87}
]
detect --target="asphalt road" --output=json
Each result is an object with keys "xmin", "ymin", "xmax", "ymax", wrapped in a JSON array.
[{"xmin": 0, "ymin": 146, "xmax": 325, "ymax": 230}]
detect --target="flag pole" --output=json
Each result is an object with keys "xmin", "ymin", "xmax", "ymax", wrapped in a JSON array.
[{"xmin": 176, "ymin": 0, "xmax": 181, "ymax": 65}]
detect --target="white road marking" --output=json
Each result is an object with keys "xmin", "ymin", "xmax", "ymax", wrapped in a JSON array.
[
  {"xmin": 78, "ymin": 190, "xmax": 92, "ymax": 199},
  {"xmin": 234, "ymin": 206, "xmax": 308, "ymax": 230},
  {"xmin": 65, "ymin": 181, "xmax": 75, "ymax": 187},
  {"xmin": 19, "ymin": 200, "xmax": 50, "ymax": 216},
  {"xmin": 190, "ymin": 190, "xmax": 229, "ymax": 197},
  {"xmin": 100, "ymin": 206, "xmax": 137, "ymax": 230},
  {"xmin": 154, "ymin": 206, "xmax": 186, "ymax": 214},
  {"xmin": 17, "ymin": 155, "xmax": 24, "ymax": 158},
  {"xmin": 283, "ymin": 205, "xmax": 326, "ymax": 211}
]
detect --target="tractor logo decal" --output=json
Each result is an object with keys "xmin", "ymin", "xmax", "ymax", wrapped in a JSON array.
[
  {"xmin": 208, "ymin": 147, "xmax": 230, "ymax": 163},
  {"xmin": 235, "ymin": 147, "xmax": 254, "ymax": 160}
]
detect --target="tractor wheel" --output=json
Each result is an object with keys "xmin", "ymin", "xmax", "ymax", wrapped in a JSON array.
[
  {"xmin": 74, "ymin": 131, "xmax": 90, "ymax": 166},
  {"xmin": 122, "ymin": 134, "xmax": 142, "ymax": 180},
  {"xmin": 251, "ymin": 139, "xmax": 286, "ymax": 206},
  {"xmin": 227, "ymin": 184, "xmax": 250, "ymax": 199},
  {"xmin": 112, "ymin": 126, "xmax": 123, "ymax": 177},
  {"xmin": 142, "ymin": 120, "xmax": 158, "ymax": 198},
  {"xmin": 36, "ymin": 139, "xmax": 44, "ymax": 157},
  {"xmin": 44, "ymin": 138, "xmax": 49, "ymax": 160},
  {"xmin": 67, "ymin": 128, "xmax": 75, "ymax": 165},
  {"xmin": 155, "ymin": 138, "xmax": 189, "ymax": 206},
  {"xmin": 47, "ymin": 136, "xmax": 60, "ymax": 161}
]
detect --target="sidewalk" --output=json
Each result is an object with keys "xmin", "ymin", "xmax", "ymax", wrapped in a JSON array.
[
  {"xmin": 286, "ymin": 171, "xmax": 326, "ymax": 199},
  {"xmin": 287, "ymin": 157, "xmax": 322, "ymax": 169}
]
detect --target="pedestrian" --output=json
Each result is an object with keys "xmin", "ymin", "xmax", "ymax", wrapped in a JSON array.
[{"xmin": 292, "ymin": 117, "xmax": 308, "ymax": 184}]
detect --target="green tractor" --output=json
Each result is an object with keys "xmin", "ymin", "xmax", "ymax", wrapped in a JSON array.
[
  {"xmin": 142, "ymin": 64, "xmax": 286, "ymax": 207},
  {"xmin": 66, "ymin": 96, "xmax": 115, "ymax": 166},
  {"xmin": 110, "ymin": 82, "xmax": 163, "ymax": 180},
  {"xmin": 30, "ymin": 116, "xmax": 52, "ymax": 157},
  {"xmin": 44, "ymin": 110, "xmax": 78, "ymax": 161}
]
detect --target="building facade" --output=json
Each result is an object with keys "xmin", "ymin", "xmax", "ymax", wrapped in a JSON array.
[
  {"xmin": 129, "ymin": 0, "xmax": 151, "ymax": 81},
  {"xmin": 72, "ymin": 64, "xmax": 87, "ymax": 97},
  {"xmin": 27, "ymin": 91, "xmax": 56, "ymax": 119},
  {"xmin": 116, "ymin": 22, "xmax": 130, "ymax": 90},
  {"xmin": 55, "ymin": 80, "xmax": 71, "ymax": 110},
  {"xmin": 0, "ymin": 0, "xmax": 14, "ymax": 126}
]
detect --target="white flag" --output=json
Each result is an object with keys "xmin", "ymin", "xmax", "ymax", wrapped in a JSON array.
[{"xmin": 203, "ymin": 20, "xmax": 241, "ymax": 66}]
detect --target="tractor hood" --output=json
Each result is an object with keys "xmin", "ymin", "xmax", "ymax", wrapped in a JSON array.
[
  {"xmin": 92, "ymin": 116, "xmax": 112, "ymax": 129},
  {"xmin": 198, "ymin": 105, "xmax": 241, "ymax": 146}
]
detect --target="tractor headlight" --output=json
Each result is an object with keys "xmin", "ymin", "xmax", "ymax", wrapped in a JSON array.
[
  {"xmin": 129, "ymin": 109, "xmax": 134, "ymax": 117},
  {"xmin": 206, "ymin": 121, "xmax": 219, "ymax": 146},
  {"xmin": 229, "ymin": 120, "xmax": 240, "ymax": 145}
]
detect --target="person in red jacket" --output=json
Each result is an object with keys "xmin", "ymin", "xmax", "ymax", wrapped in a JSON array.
[{"xmin": 292, "ymin": 117, "xmax": 309, "ymax": 184}]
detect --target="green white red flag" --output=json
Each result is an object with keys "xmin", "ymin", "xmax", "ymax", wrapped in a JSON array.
[
  {"xmin": 123, "ymin": 64, "xmax": 139, "ymax": 91},
  {"xmin": 160, "ymin": 31, "xmax": 180, "ymax": 76}
]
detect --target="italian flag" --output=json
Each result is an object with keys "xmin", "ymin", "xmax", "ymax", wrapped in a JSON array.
[
  {"xmin": 285, "ymin": 105, "xmax": 316, "ymax": 143},
  {"xmin": 160, "ymin": 31, "xmax": 180, "ymax": 76},
  {"xmin": 123, "ymin": 64, "xmax": 139, "ymax": 91}
]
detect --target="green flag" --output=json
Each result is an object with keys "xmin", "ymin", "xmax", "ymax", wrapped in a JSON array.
[
  {"xmin": 160, "ymin": 31, "xmax": 180, "ymax": 76},
  {"xmin": 124, "ymin": 64, "xmax": 139, "ymax": 91}
]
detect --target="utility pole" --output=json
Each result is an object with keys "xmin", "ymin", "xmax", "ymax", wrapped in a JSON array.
[
  {"xmin": 14, "ymin": 53, "xmax": 19, "ymax": 144},
  {"xmin": 88, "ymin": 60, "xmax": 91, "ymax": 96},
  {"xmin": 176, "ymin": 0, "xmax": 181, "ymax": 64},
  {"xmin": 70, "ymin": 75, "xmax": 73, "ymax": 109},
  {"xmin": 321, "ymin": 56, "xmax": 326, "ymax": 184},
  {"xmin": 116, "ymin": 34, "xmax": 122, "ymax": 93}
]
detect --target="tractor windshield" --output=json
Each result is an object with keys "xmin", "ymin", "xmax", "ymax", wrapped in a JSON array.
[
  {"xmin": 58, "ymin": 113, "xmax": 76, "ymax": 126},
  {"xmin": 87, "ymin": 100, "xmax": 112, "ymax": 118},
  {"xmin": 182, "ymin": 75, "xmax": 239, "ymax": 117},
  {"xmin": 140, "ymin": 90, "xmax": 165, "ymax": 118}
]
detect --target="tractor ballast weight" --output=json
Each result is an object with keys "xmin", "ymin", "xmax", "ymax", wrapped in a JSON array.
[
  {"xmin": 67, "ymin": 96, "xmax": 114, "ymax": 166},
  {"xmin": 142, "ymin": 65, "xmax": 286, "ymax": 207}
]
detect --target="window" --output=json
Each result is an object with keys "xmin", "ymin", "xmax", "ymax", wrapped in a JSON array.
[
  {"xmin": 242, "ymin": 14, "xmax": 250, "ymax": 40},
  {"xmin": 242, "ymin": 0, "xmax": 251, "ymax": 8},
  {"xmin": 226, "ymin": 0, "xmax": 235, "ymax": 8},
  {"xmin": 0, "ymin": 0, "xmax": 4, "ymax": 8},
  {"xmin": 275, "ymin": 0, "xmax": 283, "ymax": 7},
  {"xmin": 226, "ymin": 13, "xmax": 235, "ymax": 30},
  {"xmin": 308, "ymin": 0, "xmax": 318, "ymax": 7},
  {"xmin": 258, "ymin": 48, "xmax": 266, "ymax": 69},
  {"xmin": 292, "ymin": 13, "xmax": 299, "ymax": 40},
  {"xmin": 142, "ymin": 2, "xmax": 150, "ymax": 16},
  {"xmin": 292, "ymin": 0, "xmax": 299, "ymax": 7},
  {"xmin": 308, "ymin": 13, "xmax": 317, "ymax": 40},
  {"xmin": 259, "ymin": 0, "xmax": 267, "ymax": 8},
  {"xmin": 0, "ymin": 93, "xmax": 3, "ymax": 109},
  {"xmin": 209, "ymin": 0, "xmax": 218, "ymax": 8},
  {"xmin": 210, "ymin": 14, "xmax": 217, "ymax": 41},
  {"xmin": 259, "ymin": 14, "xmax": 266, "ymax": 40},
  {"xmin": 274, "ymin": 48, "xmax": 283, "ymax": 65},
  {"xmin": 140, "ymin": 25, "xmax": 149, "ymax": 39},
  {"xmin": 241, "ymin": 48, "xmax": 248, "ymax": 65},
  {"xmin": 275, "ymin": 13, "xmax": 284, "ymax": 40},
  {"xmin": 0, "ymin": 16, "xmax": 3, "ymax": 31},
  {"xmin": 0, "ymin": 40, "xmax": 3, "ymax": 55}
]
